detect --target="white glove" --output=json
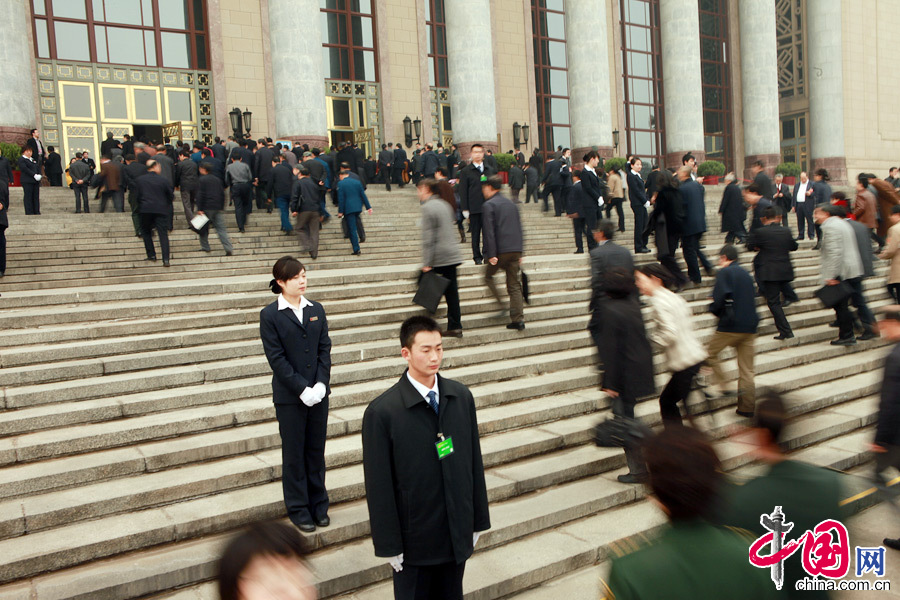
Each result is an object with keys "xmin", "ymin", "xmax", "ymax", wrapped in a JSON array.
[
  {"xmin": 462, "ymin": 210, "xmax": 470, "ymax": 219},
  {"xmin": 312, "ymin": 381, "xmax": 327, "ymax": 401},
  {"xmin": 644, "ymin": 201, "xmax": 650, "ymax": 209},
  {"xmin": 473, "ymin": 531, "xmax": 481, "ymax": 547},
  {"xmin": 299, "ymin": 387, "xmax": 321, "ymax": 407},
  {"xmin": 597, "ymin": 197, "xmax": 605, "ymax": 208},
  {"xmin": 34, "ymin": 174, "xmax": 42, "ymax": 181},
  {"xmin": 389, "ymin": 554, "xmax": 404, "ymax": 572}
]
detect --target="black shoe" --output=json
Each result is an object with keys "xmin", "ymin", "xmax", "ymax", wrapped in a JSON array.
[
  {"xmin": 574, "ymin": 249, "xmax": 584, "ymax": 254},
  {"xmin": 352, "ymin": 250, "xmax": 361, "ymax": 256},
  {"xmin": 773, "ymin": 333, "xmax": 794, "ymax": 340},
  {"xmin": 704, "ymin": 267, "xmax": 715, "ymax": 277},
  {"xmin": 0, "ymin": 272, "xmax": 4, "ymax": 277},
  {"xmin": 637, "ymin": 248, "xmax": 652, "ymax": 254},
  {"xmin": 163, "ymin": 260, "xmax": 171, "ymax": 267},
  {"xmin": 829, "ymin": 320, "xmax": 839, "ymax": 328},
  {"xmin": 294, "ymin": 519, "xmax": 316, "ymax": 533},
  {"xmin": 145, "ymin": 256, "xmax": 157, "ymax": 261},
  {"xmin": 314, "ymin": 515, "xmax": 330, "ymax": 528},
  {"xmin": 736, "ymin": 409, "xmax": 755, "ymax": 418},
  {"xmin": 859, "ymin": 331, "xmax": 878, "ymax": 341},
  {"xmin": 795, "ymin": 237, "xmax": 804, "ymax": 241},
  {"xmin": 506, "ymin": 322, "xmax": 525, "ymax": 331},
  {"xmin": 884, "ymin": 538, "xmax": 900, "ymax": 551},
  {"xmin": 239, "ymin": 228, "xmax": 245, "ymax": 233},
  {"xmin": 813, "ymin": 243, "xmax": 821, "ymax": 250},
  {"xmin": 830, "ymin": 338, "xmax": 856, "ymax": 346},
  {"xmin": 781, "ymin": 300, "xmax": 793, "ymax": 308},
  {"xmin": 443, "ymin": 329, "xmax": 463, "ymax": 338},
  {"xmin": 617, "ymin": 473, "xmax": 648, "ymax": 484},
  {"xmin": 226, "ymin": 250, "xmax": 234, "ymax": 256},
  {"xmin": 474, "ymin": 259, "xmax": 483, "ymax": 265},
  {"xmin": 200, "ymin": 248, "xmax": 211, "ymax": 253}
]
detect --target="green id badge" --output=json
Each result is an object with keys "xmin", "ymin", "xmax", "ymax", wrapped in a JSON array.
[{"xmin": 436, "ymin": 436, "xmax": 454, "ymax": 460}]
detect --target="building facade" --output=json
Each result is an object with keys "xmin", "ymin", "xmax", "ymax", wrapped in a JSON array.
[{"xmin": 4, "ymin": 0, "xmax": 898, "ymax": 180}]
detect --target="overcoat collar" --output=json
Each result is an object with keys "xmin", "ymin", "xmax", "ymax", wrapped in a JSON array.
[{"xmin": 399, "ymin": 371, "xmax": 457, "ymax": 409}]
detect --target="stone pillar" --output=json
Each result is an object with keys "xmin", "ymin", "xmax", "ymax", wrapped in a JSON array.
[
  {"xmin": 659, "ymin": 0, "xmax": 705, "ymax": 169},
  {"xmin": 738, "ymin": 0, "xmax": 780, "ymax": 179},
  {"xmin": 808, "ymin": 0, "xmax": 846, "ymax": 183},
  {"xmin": 445, "ymin": 0, "xmax": 498, "ymax": 158},
  {"xmin": 0, "ymin": 0, "xmax": 37, "ymax": 144},
  {"xmin": 566, "ymin": 0, "xmax": 614, "ymax": 164},
  {"xmin": 267, "ymin": 0, "xmax": 328, "ymax": 148}
]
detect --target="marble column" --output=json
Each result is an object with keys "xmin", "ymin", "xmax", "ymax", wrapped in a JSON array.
[
  {"xmin": 267, "ymin": 0, "xmax": 328, "ymax": 148},
  {"xmin": 566, "ymin": 0, "xmax": 614, "ymax": 164},
  {"xmin": 808, "ymin": 0, "xmax": 846, "ymax": 183},
  {"xmin": 0, "ymin": 0, "xmax": 37, "ymax": 144},
  {"xmin": 738, "ymin": 0, "xmax": 780, "ymax": 178},
  {"xmin": 445, "ymin": 0, "xmax": 498, "ymax": 158},
  {"xmin": 659, "ymin": 0, "xmax": 705, "ymax": 169}
]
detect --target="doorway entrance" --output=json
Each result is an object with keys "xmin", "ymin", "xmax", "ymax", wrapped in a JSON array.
[
  {"xmin": 133, "ymin": 124, "xmax": 165, "ymax": 144},
  {"xmin": 330, "ymin": 130, "xmax": 354, "ymax": 149}
]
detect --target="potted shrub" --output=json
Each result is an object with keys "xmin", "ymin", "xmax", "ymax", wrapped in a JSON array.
[
  {"xmin": 494, "ymin": 152, "xmax": 515, "ymax": 185},
  {"xmin": 776, "ymin": 162, "xmax": 801, "ymax": 186},
  {"xmin": 604, "ymin": 156, "xmax": 628, "ymax": 173},
  {"xmin": 697, "ymin": 160, "xmax": 726, "ymax": 185},
  {"xmin": 0, "ymin": 142, "xmax": 21, "ymax": 187}
]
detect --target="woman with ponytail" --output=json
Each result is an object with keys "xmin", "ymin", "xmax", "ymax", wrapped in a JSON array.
[{"xmin": 259, "ymin": 256, "xmax": 332, "ymax": 533}]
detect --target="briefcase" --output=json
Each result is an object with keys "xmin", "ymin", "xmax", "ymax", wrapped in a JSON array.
[
  {"xmin": 815, "ymin": 281, "xmax": 853, "ymax": 308},
  {"xmin": 521, "ymin": 270, "xmax": 530, "ymax": 304},
  {"xmin": 413, "ymin": 271, "xmax": 450, "ymax": 314}
]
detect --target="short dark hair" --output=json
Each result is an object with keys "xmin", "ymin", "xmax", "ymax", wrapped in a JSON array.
[
  {"xmin": 199, "ymin": 161, "xmax": 213, "ymax": 173},
  {"xmin": 435, "ymin": 166, "xmax": 448, "ymax": 177},
  {"xmin": 629, "ymin": 156, "xmax": 641, "ymax": 166},
  {"xmin": 858, "ymin": 173, "xmax": 871, "ymax": 187},
  {"xmin": 583, "ymin": 150, "xmax": 600, "ymax": 163},
  {"xmin": 719, "ymin": 244, "xmax": 738, "ymax": 262},
  {"xmin": 831, "ymin": 204, "xmax": 848, "ymax": 218},
  {"xmin": 217, "ymin": 521, "xmax": 308, "ymax": 600},
  {"xmin": 752, "ymin": 159, "xmax": 765, "ymax": 168},
  {"xmin": 762, "ymin": 206, "xmax": 782, "ymax": 220},
  {"xmin": 745, "ymin": 183, "xmax": 762, "ymax": 195},
  {"xmin": 470, "ymin": 143, "xmax": 484, "ymax": 151},
  {"xmin": 597, "ymin": 219, "xmax": 616, "ymax": 241},
  {"xmin": 681, "ymin": 152, "xmax": 695, "ymax": 165},
  {"xmin": 832, "ymin": 191, "xmax": 847, "ymax": 203},
  {"xmin": 604, "ymin": 266, "xmax": 636, "ymax": 299},
  {"xmin": 400, "ymin": 316, "xmax": 441, "ymax": 349},
  {"xmin": 48, "ymin": 145, "xmax": 55, "ymax": 152},
  {"xmin": 30, "ymin": 128, "xmax": 37, "ymax": 135},
  {"xmin": 124, "ymin": 153, "xmax": 136, "ymax": 161},
  {"xmin": 815, "ymin": 168, "xmax": 830, "ymax": 181},
  {"xmin": 482, "ymin": 174, "xmax": 503, "ymax": 190},
  {"xmin": 753, "ymin": 391, "xmax": 787, "ymax": 447},
  {"xmin": 269, "ymin": 256, "xmax": 305, "ymax": 294},
  {"xmin": 644, "ymin": 427, "xmax": 722, "ymax": 521},
  {"xmin": 637, "ymin": 262, "xmax": 675, "ymax": 288}
]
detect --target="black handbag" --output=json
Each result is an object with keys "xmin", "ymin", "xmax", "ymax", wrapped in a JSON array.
[
  {"xmin": 592, "ymin": 398, "xmax": 653, "ymax": 448},
  {"xmin": 521, "ymin": 270, "xmax": 530, "ymax": 304},
  {"xmin": 413, "ymin": 271, "xmax": 450, "ymax": 314},
  {"xmin": 815, "ymin": 281, "xmax": 853, "ymax": 308}
]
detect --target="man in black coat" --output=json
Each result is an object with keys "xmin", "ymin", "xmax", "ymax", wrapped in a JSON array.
[
  {"xmin": 378, "ymin": 144, "xmax": 393, "ymax": 191},
  {"xmin": 524, "ymin": 163, "xmax": 540, "ymax": 205},
  {"xmin": 678, "ymin": 167, "xmax": 714, "ymax": 285},
  {"xmin": 772, "ymin": 174, "xmax": 791, "ymax": 229},
  {"xmin": 135, "ymin": 159, "xmax": 175, "ymax": 266},
  {"xmin": 25, "ymin": 129, "xmax": 46, "ymax": 170},
  {"xmin": 747, "ymin": 206, "xmax": 799, "ymax": 340},
  {"xmin": 508, "ymin": 163, "xmax": 525, "ymax": 203},
  {"xmin": 336, "ymin": 142, "xmax": 358, "ymax": 177},
  {"xmin": 268, "ymin": 157, "xmax": 297, "ymax": 233},
  {"xmin": 540, "ymin": 154, "xmax": 564, "ymax": 215},
  {"xmin": 514, "ymin": 147, "xmax": 525, "ymax": 167},
  {"xmin": 18, "ymin": 146, "xmax": 41, "ymax": 215},
  {"xmin": 254, "ymin": 143, "xmax": 275, "ymax": 211},
  {"xmin": 123, "ymin": 155, "xmax": 148, "ymax": 236},
  {"xmin": 750, "ymin": 160, "xmax": 774, "ymax": 199},
  {"xmin": 175, "ymin": 151, "xmax": 199, "ymax": 224},
  {"xmin": 353, "ymin": 144, "xmax": 367, "ymax": 185},
  {"xmin": 626, "ymin": 157, "xmax": 651, "ymax": 253},
  {"xmin": 567, "ymin": 172, "xmax": 597, "ymax": 254},
  {"xmin": 44, "ymin": 146, "xmax": 63, "ymax": 186},
  {"xmin": 719, "ymin": 174, "xmax": 746, "ymax": 243},
  {"xmin": 362, "ymin": 316, "xmax": 490, "ymax": 600},
  {"xmin": 210, "ymin": 137, "xmax": 226, "ymax": 162},
  {"xmin": 0, "ymin": 153, "xmax": 10, "ymax": 276},
  {"xmin": 744, "ymin": 184, "xmax": 773, "ymax": 232},
  {"xmin": 422, "ymin": 144, "xmax": 440, "ymax": 178},
  {"xmin": 484, "ymin": 149, "xmax": 498, "ymax": 172},
  {"xmin": 792, "ymin": 171, "xmax": 815, "ymax": 241},
  {"xmin": 458, "ymin": 144, "xmax": 496, "ymax": 264},
  {"xmin": 195, "ymin": 162, "xmax": 233, "ymax": 255},
  {"xmin": 392, "ymin": 142, "xmax": 408, "ymax": 186}
]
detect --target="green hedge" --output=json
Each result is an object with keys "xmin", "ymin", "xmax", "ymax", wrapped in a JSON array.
[
  {"xmin": 697, "ymin": 160, "xmax": 725, "ymax": 177},
  {"xmin": 494, "ymin": 152, "xmax": 516, "ymax": 172},
  {"xmin": 775, "ymin": 162, "xmax": 802, "ymax": 177},
  {"xmin": 604, "ymin": 157, "xmax": 628, "ymax": 172},
  {"xmin": 0, "ymin": 143, "xmax": 21, "ymax": 170}
]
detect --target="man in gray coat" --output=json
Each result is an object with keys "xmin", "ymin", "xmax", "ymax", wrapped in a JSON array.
[
  {"xmin": 815, "ymin": 204, "xmax": 864, "ymax": 345},
  {"xmin": 482, "ymin": 175, "xmax": 525, "ymax": 330},
  {"xmin": 837, "ymin": 204, "xmax": 878, "ymax": 340}
]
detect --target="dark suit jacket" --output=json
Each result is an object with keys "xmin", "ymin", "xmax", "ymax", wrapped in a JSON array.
[
  {"xmin": 589, "ymin": 241, "xmax": 634, "ymax": 310},
  {"xmin": 362, "ymin": 372, "xmax": 491, "ymax": 565},
  {"xmin": 508, "ymin": 165, "xmax": 525, "ymax": 190},
  {"xmin": 877, "ymin": 343, "xmax": 900, "ymax": 447},
  {"xmin": 749, "ymin": 197, "xmax": 773, "ymax": 232},
  {"xmin": 847, "ymin": 218, "xmax": 875, "ymax": 278},
  {"xmin": 541, "ymin": 159, "xmax": 563, "ymax": 188},
  {"xmin": 626, "ymin": 170, "xmax": 649, "ymax": 205},
  {"xmin": 255, "ymin": 147, "xmax": 275, "ymax": 182},
  {"xmin": 45, "ymin": 152, "xmax": 62, "ymax": 175},
  {"xmin": 645, "ymin": 169, "xmax": 662, "ymax": 198},
  {"xmin": 18, "ymin": 156, "xmax": 40, "ymax": 185},
  {"xmin": 482, "ymin": 193, "xmax": 523, "ymax": 258},
  {"xmin": 773, "ymin": 183, "xmax": 791, "ymax": 214},
  {"xmin": 25, "ymin": 138, "xmax": 45, "ymax": 166},
  {"xmin": 134, "ymin": 172, "xmax": 174, "ymax": 214},
  {"xmin": 719, "ymin": 181, "xmax": 746, "ymax": 232},
  {"xmin": 746, "ymin": 223, "xmax": 797, "ymax": 282},
  {"xmin": 337, "ymin": 176, "xmax": 371, "ymax": 214},
  {"xmin": 267, "ymin": 163, "xmax": 295, "ymax": 199},
  {"xmin": 290, "ymin": 177, "xmax": 322, "ymax": 214},
  {"xmin": 680, "ymin": 179, "xmax": 707, "ymax": 237},
  {"xmin": 336, "ymin": 147, "xmax": 358, "ymax": 173},
  {"xmin": 594, "ymin": 296, "xmax": 655, "ymax": 399},
  {"xmin": 580, "ymin": 168, "xmax": 604, "ymax": 205},
  {"xmin": 458, "ymin": 162, "xmax": 495, "ymax": 214},
  {"xmin": 378, "ymin": 149, "xmax": 393, "ymax": 166},
  {"xmin": 484, "ymin": 154, "xmax": 498, "ymax": 172},
  {"xmin": 123, "ymin": 161, "xmax": 149, "ymax": 193},
  {"xmin": 174, "ymin": 158, "xmax": 199, "ymax": 191},
  {"xmin": 709, "ymin": 262, "xmax": 759, "ymax": 333},
  {"xmin": 753, "ymin": 171, "xmax": 774, "ymax": 199},
  {"xmin": 259, "ymin": 299, "xmax": 331, "ymax": 405},
  {"xmin": 811, "ymin": 180, "xmax": 833, "ymax": 206},
  {"xmin": 211, "ymin": 143, "xmax": 225, "ymax": 162},
  {"xmin": 422, "ymin": 150, "xmax": 439, "ymax": 177},
  {"xmin": 196, "ymin": 173, "xmax": 226, "ymax": 212}
]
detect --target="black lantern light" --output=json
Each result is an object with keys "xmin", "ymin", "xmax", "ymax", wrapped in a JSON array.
[
  {"xmin": 242, "ymin": 108, "xmax": 252, "ymax": 136},
  {"xmin": 404, "ymin": 115, "xmax": 422, "ymax": 147},
  {"xmin": 612, "ymin": 129, "xmax": 620, "ymax": 152},
  {"xmin": 522, "ymin": 123, "xmax": 530, "ymax": 146},
  {"xmin": 413, "ymin": 117, "xmax": 422, "ymax": 140},
  {"xmin": 512, "ymin": 121, "xmax": 521, "ymax": 148},
  {"xmin": 229, "ymin": 107, "xmax": 243, "ymax": 139}
]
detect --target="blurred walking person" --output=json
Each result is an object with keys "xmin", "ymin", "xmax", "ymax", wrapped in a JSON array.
[
  {"xmin": 482, "ymin": 175, "xmax": 525, "ymax": 330},
  {"xmin": 418, "ymin": 178, "xmax": 463, "ymax": 337}
]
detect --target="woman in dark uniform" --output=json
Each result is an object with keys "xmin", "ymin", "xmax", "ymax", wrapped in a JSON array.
[{"xmin": 259, "ymin": 256, "xmax": 332, "ymax": 532}]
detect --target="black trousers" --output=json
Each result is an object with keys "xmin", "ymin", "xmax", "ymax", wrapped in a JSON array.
[
  {"xmin": 380, "ymin": 163, "xmax": 391, "ymax": 191},
  {"xmin": 49, "ymin": 172, "xmax": 63, "ymax": 186},
  {"xmin": 231, "ymin": 182, "xmax": 253, "ymax": 230},
  {"xmin": 834, "ymin": 295, "xmax": 855, "ymax": 340},
  {"xmin": 543, "ymin": 185, "xmax": 561, "ymax": 215},
  {"xmin": 255, "ymin": 180, "xmax": 269, "ymax": 209},
  {"xmin": 140, "ymin": 212, "xmax": 170, "ymax": 261},
  {"xmin": 469, "ymin": 213, "xmax": 483, "ymax": 262},
  {"xmin": 392, "ymin": 561, "xmax": 466, "ymax": 600},
  {"xmin": 760, "ymin": 280, "xmax": 795, "ymax": 337},
  {"xmin": 724, "ymin": 225, "xmax": 746, "ymax": 244},
  {"xmin": 847, "ymin": 277, "xmax": 875, "ymax": 330},
  {"xmin": 391, "ymin": 165, "xmax": 405, "ymax": 185},
  {"xmin": 100, "ymin": 190, "xmax": 124, "ymax": 213},
  {"xmin": 22, "ymin": 183, "xmax": 39, "ymax": 215},
  {"xmin": 659, "ymin": 362, "xmax": 702, "ymax": 427},
  {"xmin": 630, "ymin": 200, "xmax": 648, "ymax": 251},
  {"xmin": 524, "ymin": 184, "xmax": 539, "ymax": 204},
  {"xmin": 432, "ymin": 264, "xmax": 462, "ymax": 330},
  {"xmin": 658, "ymin": 234, "xmax": 688, "ymax": 287},
  {"xmin": 274, "ymin": 400, "xmax": 329, "ymax": 522},
  {"xmin": 682, "ymin": 233, "xmax": 712, "ymax": 283},
  {"xmin": 73, "ymin": 185, "xmax": 89, "ymax": 213},
  {"xmin": 573, "ymin": 217, "xmax": 597, "ymax": 252},
  {"xmin": 796, "ymin": 202, "xmax": 815, "ymax": 239},
  {"xmin": 0, "ymin": 224, "xmax": 6, "ymax": 273},
  {"xmin": 604, "ymin": 198, "xmax": 625, "ymax": 231}
]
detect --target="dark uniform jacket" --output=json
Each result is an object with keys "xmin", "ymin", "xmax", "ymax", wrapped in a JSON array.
[
  {"xmin": 719, "ymin": 181, "xmax": 746, "ymax": 233},
  {"xmin": 753, "ymin": 170, "xmax": 775, "ymax": 199},
  {"xmin": 589, "ymin": 241, "xmax": 634, "ymax": 311},
  {"xmin": 254, "ymin": 147, "xmax": 275, "ymax": 182},
  {"xmin": 259, "ymin": 298, "xmax": 331, "ymax": 405},
  {"xmin": 811, "ymin": 180, "xmax": 833, "ymax": 206},
  {"xmin": 123, "ymin": 161, "xmax": 148, "ymax": 193},
  {"xmin": 525, "ymin": 166, "xmax": 539, "ymax": 189},
  {"xmin": 336, "ymin": 146, "xmax": 358, "ymax": 173},
  {"xmin": 337, "ymin": 177, "xmax": 371, "ymax": 214},
  {"xmin": 626, "ymin": 170, "xmax": 648, "ymax": 205},
  {"xmin": 457, "ymin": 162, "xmax": 496, "ymax": 215},
  {"xmin": 709, "ymin": 262, "xmax": 759, "ymax": 333},
  {"xmin": 303, "ymin": 158, "xmax": 325, "ymax": 186},
  {"xmin": 773, "ymin": 182, "xmax": 791, "ymax": 215},
  {"xmin": 267, "ymin": 163, "xmax": 295, "ymax": 199},
  {"xmin": 508, "ymin": 165, "xmax": 525, "ymax": 190},
  {"xmin": 595, "ymin": 295, "xmax": 655, "ymax": 399},
  {"xmin": 290, "ymin": 177, "xmax": 322, "ymax": 214},
  {"xmin": 422, "ymin": 150, "xmax": 439, "ymax": 177},
  {"xmin": 0, "ymin": 156, "xmax": 9, "ymax": 227},
  {"xmin": 482, "ymin": 193, "xmax": 523, "ymax": 258},
  {"xmin": 18, "ymin": 156, "xmax": 40, "ymax": 184},
  {"xmin": 362, "ymin": 373, "xmax": 491, "ymax": 565},
  {"xmin": 580, "ymin": 167, "xmax": 605, "ymax": 205},
  {"xmin": 195, "ymin": 173, "xmax": 226, "ymax": 212},
  {"xmin": 174, "ymin": 158, "xmax": 199, "ymax": 191},
  {"xmin": 377, "ymin": 149, "xmax": 392, "ymax": 167},
  {"xmin": 541, "ymin": 159, "xmax": 563, "ymax": 188},
  {"xmin": 679, "ymin": 179, "xmax": 707, "ymax": 237},
  {"xmin": 877, "ymin": 342, "xmax": 900, "ymax": 447},
  {"xmin": 134, "ymin": 172, "xmax": 174, "ymax": 215},
  {"xmin": 750, "ymin": 197, "xmax": 773, "ymax": 232},
  {"xmin": 847, "ymin": 218, "xmax": 875, "ymax": 278},
  {"xmin": 747, "ymin": 223, "xmax": 797, "ymax": 282},
  {"xmin": 45, "ymin": 152, "xmax": 62, "ymax": 176}
]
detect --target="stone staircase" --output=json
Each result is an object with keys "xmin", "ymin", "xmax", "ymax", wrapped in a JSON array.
[{"xmin": 0, "ymin": 184, "xmax": 889, "ymax": 599}]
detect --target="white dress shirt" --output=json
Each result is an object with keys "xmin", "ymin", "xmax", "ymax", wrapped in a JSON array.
[
  {"xmin": 277, "ymin": 293, "xmax": 312, "ymax": 324},
  {"xmin": 406, "ymin": 371, "xmax": 439, "ymax": 408},
  {"xmin": 795, "ymin": 181, "xmax": 808, "ymax": 203}
]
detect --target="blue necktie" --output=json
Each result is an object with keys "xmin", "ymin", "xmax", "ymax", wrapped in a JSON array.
[{"xmin": 427, "ymin": 391, "xmax": 439, "ymax": 416}]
